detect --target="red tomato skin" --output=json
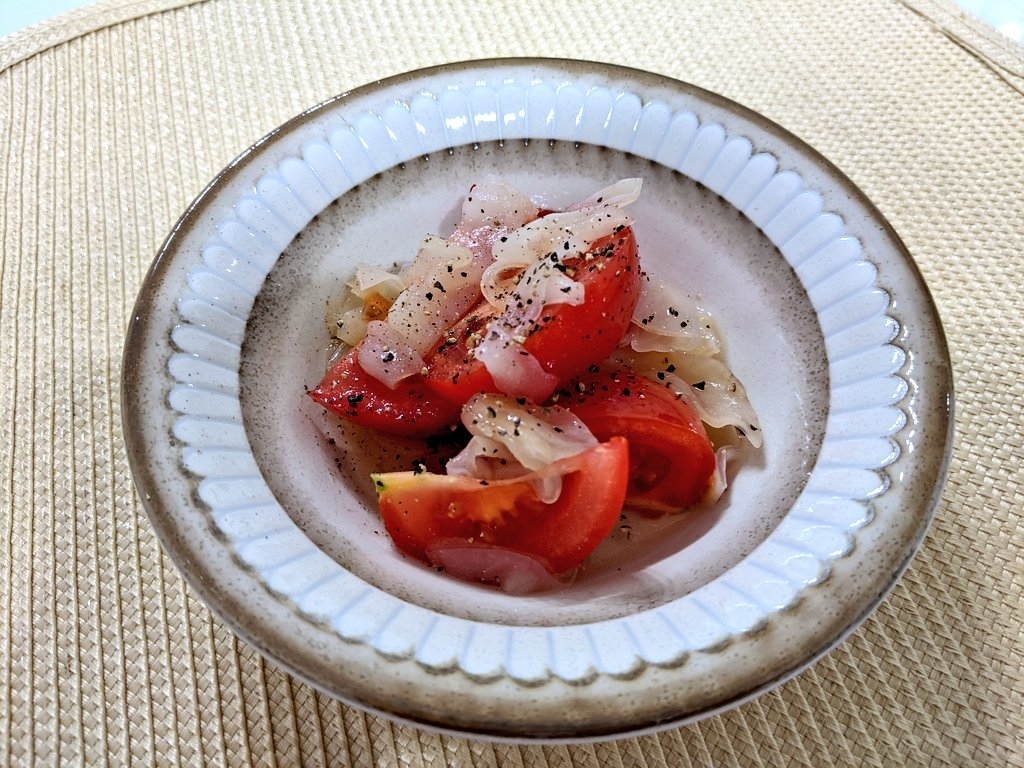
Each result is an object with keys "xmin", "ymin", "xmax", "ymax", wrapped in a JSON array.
[
  {"xmin": 417, "ymin": 301, "xmax": 498, "ymax": 402},
  {"xmin": 563, "ymin": 370, "xmax": 717, "ymax": 514},
  {"xmin": 373, "ymin": 437, "xmax": 630, "ymax": 574},
  {"xmin": 308, "ymin": 346, "xmax": 461, "ymax": 437},
  {"xmin": 422, "ymin": 226, "xmax": 642, "ymax": 405}
]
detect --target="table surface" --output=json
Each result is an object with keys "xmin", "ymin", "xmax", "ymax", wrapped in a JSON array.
[{"xmin": 2, "ymin": 0, "xmax": 1022, "ymax": 765}]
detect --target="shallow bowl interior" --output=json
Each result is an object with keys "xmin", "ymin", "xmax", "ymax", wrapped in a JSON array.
[{"xmin": 241, "ymin": 140, "xmax": 828, "ymax": 626}]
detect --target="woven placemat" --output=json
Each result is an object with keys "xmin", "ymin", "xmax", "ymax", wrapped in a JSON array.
[{"xmin": 1, "ymin": 0, "xmax": 1021, "ymax": 764}]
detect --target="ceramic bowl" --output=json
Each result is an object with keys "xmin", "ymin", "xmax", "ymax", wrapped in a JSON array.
[{"xmin": 121, "ymin": 58, "xmax": 954, "ymax": 741}]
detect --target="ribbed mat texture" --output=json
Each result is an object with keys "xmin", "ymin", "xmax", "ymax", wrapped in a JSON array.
[{"xmin": 1, "ymin": 0, "xmax": 1021, "ymax": 764}]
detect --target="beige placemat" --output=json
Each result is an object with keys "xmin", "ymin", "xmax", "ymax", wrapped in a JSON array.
[{"xmin": 1, "ymin": 0, "xmax": 1021, "ymax": 764}]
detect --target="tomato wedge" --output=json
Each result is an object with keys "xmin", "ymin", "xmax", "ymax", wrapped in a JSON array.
[
  {"xmin": 562, "ymin": 370, "xmax": 716, "ymax": 514},
  {"xmin": 422, "ymin": 226, "xmax": 641, "ymax": 405},
  {"xmin": 308, "ymin": 346, "xmax": 461, "ymax": 437},
  {"xmin": 372, "ymin": 437, "xmax": 629, "ymax": 575}
]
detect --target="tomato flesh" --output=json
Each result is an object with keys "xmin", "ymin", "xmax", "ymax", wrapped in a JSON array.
[
  {"xmin": 423, "ymin": 227, "xmax": 642, "ymax": 406},
  {"xmin": 308, "ymin": 346, "xmax": 461, "ymax": 437},
  {"xmin": 373, "ymin": 437, "xmax": 629, "ymax": 575},
  {"xmin": 417, "ymin": 300, "xmax": 499, "ymax": 402},
  {"xmin": 562, "ymin": 370, "xmax": 716, "ymax": 514}
]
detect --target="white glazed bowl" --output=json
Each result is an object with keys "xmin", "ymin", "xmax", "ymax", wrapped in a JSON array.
[{"xmin": 122, "ymin": 59, "xmax": 953, "ymax": 741}]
